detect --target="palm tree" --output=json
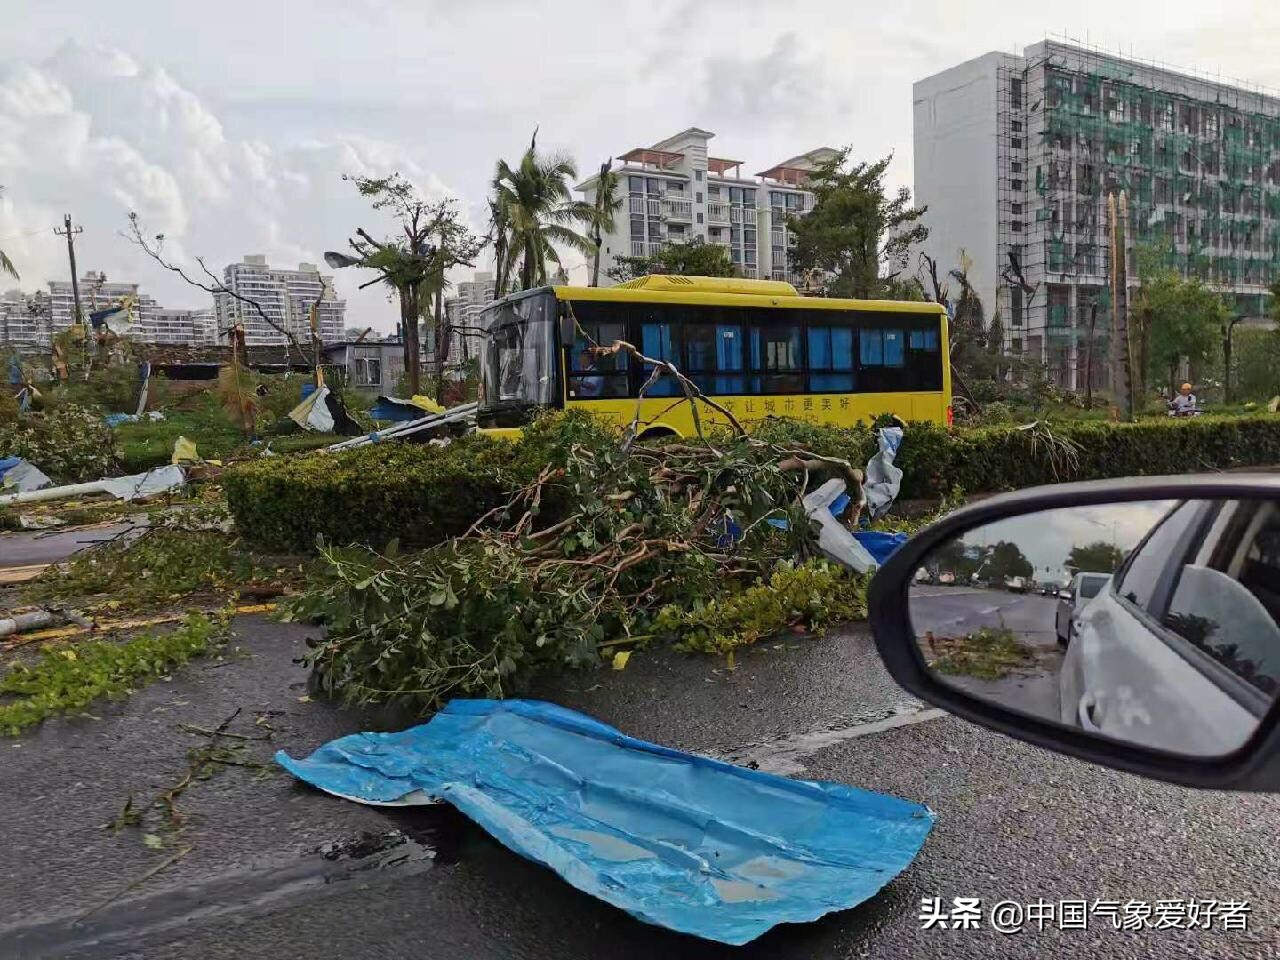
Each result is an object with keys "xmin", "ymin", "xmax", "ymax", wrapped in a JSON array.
[
  {"xmin": 588, "ymin": 159, "xmax": 622, "ymax": 287},
  {"xmin": 491, "ymin": 132, "xmax": 595, "ymax": 291},
  {"xmin": 0, "ymin": 188, "xmax": 17, "ymax": 282}
]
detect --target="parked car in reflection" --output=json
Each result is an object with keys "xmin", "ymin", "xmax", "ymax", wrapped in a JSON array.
[
  {"xmin": 1059, "ymin": 499, "xmax": 1280, "ymax": 756},
  {"xmin": 1054, "ymin": 572, "xmax": 1110, "ymax": 645}
]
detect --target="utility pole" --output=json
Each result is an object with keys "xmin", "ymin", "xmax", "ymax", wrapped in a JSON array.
[{"xmin": 53, "ymin": 214, "xmax": 84, "ymax": 325}]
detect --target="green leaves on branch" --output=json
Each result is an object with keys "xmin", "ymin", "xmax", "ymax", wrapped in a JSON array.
[
  {"xmin": 0, "ymin": 613, "xmax": 228, "ymax": 736},
  {"xmin": 654, "ymin": 561, "xmax": 868, "ymax": 657},
  {"xmin": 0, "ymin": 402, "xmax": 121, "ymax": 483},
  {"xmin": 787, "ymin": 149, "xmax": 928, "ymax": 299}
]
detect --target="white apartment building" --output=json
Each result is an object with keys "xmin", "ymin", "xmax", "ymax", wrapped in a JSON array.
[
  {"xmin": 1, "ymin": 290, "xmax": 49, "ymax": 348},
  {"xmin": 214, "ymin": 255, "xmax": 345, "ymax": 346},
  {"xmin": 576, "ymin": 128, "xmax": 837, "ymax": 287},
  {"xmin": 4, "ymin": 274, "xmax": 216, "ymax": 348},
  {"xmin": 47, "ymin": 272, "xmax": 160, "ymax": 336},
  {"xmin": 143, "ymin": 308, "xmax": 217, "ymax": 345},
  {"xmin": 443, "ymin": 270, "xmax": 495, "ymax": 366},
  {"xmin": 915, "ymin": 40, "xmax": 1280, "ymax": 389}
]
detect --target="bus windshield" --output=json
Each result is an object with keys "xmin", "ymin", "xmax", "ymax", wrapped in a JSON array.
[{"xmin": 481, "ymin": 291, "xmax": 557, "ymax": 407}]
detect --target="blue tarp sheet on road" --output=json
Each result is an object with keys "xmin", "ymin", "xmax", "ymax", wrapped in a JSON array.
[{"xmin": 276, "ymin": 699, "xmax": 934, "ymax": 945}]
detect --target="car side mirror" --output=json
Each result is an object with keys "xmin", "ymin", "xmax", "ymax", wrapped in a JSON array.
[{"xmin": 868, "ymin": 475, "xmax": 1280, "ymax": 792}]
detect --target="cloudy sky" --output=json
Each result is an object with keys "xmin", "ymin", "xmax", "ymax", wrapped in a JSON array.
[{"xmin": 2, "ymin": 0, "xmax": 1278, "ymax": 332}]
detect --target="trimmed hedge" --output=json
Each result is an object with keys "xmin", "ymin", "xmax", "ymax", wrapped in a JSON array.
[
  {"xmin": 223, "ymin": 435, "xmax": 522, "ymax": 553},
  {"xmin": 224, "ymin": 412, "xmax": 616, "ymax": 552},
  {"xmin": 761, "ymin": 414, "xmax": 1280, "ymax": 499},
  {"xmin": 225, "ymin": 413, "xmax": 1280, "ymax": 552}
]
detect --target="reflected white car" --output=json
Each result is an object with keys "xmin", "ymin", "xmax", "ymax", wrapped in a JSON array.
[
  {"xmin": 1054, "ymin": 572, "xmax": 1110, "ymax": 645},
  {"xmin": 1059, "ymin": 500, "xmax": 1280, "ymax": 756}
]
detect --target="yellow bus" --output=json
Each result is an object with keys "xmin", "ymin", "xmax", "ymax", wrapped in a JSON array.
[{"xmin": 476, "ymin": 275, "xmax": 951, "ymax": 439}]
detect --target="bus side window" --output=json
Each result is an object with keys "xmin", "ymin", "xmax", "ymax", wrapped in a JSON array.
[
  {"xmin": 907, "ymin": 326, "xmax": 942, "ymax": 390},
  {"xmin": 715, "ymin": 323, "xmax": 745, "ymax": 395},
  {"xmin": 639, "ymin": 311, "xmax": 679, "ymax": 397},
  {"xmin": 567, "ymin": 312, "xmax": 630, "ymax": 399},
  {"xmin": 883, "ymin": 330, "xmax": 905, "ymax": 368},
  {"xmin": 860, "ymin": 329, "xmax": 884, "ymax": 366},
  {"xmin": 750, "ymin": 320, "xmax": 803, "ymax": 394},
  {"xmin": 808, "ymin": 322, "xmax": 854, "ymax": 392}
]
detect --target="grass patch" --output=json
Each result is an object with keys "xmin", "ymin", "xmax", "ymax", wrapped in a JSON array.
[
  {"xmin": 0, "ymin": 612, "xmax": 227, "ymax": 735},
  {"xmin": 926, "ymin": 626, "xmax": 1032, "ymax": 680}
]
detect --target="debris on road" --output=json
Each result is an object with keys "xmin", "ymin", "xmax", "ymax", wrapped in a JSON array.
[
  {"xmin": 0, "ymin": 464, "xmax": 186, "ymax": 507},
  {"xmin": 0, "ymin": 457, "xmax": 52, "ymax": 495},
  {"xmin": 325, "ymin": 400, "xmax": 478, "ymax": 451},
  {"xmin": 0, "ymin": 609, "xmax": 60, "ymax": 639},
  {"xmin": 863, "ymin": 424, "xmax": 904, "ymax": 521},
  {"xmin": 276, "ymin": 698, "xmax": 935, "ymax": 945},
  {"xmin": 287, "ymin": 384, "xmax": 362, "ymax": 435}
]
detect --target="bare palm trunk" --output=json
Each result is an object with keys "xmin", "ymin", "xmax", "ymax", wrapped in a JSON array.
[
  {"xmin": 433, "ymin": 283, "xmax": 446, "ymax": 402},
  {"xmin": 401, "ymin": 287, "xmax": 421, "ymax": 396}
]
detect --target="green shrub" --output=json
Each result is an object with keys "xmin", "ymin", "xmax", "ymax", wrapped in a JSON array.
[
  {"xmin": 224, "ymin": 434, "xmax": 527, "ymax": 552},
  {"xmin": 224, "ymin": 411, "xmax": 616, "ymax": 553},
  {"xmin": 227, "ymin": 410, "xmax": 1280, "ymax": 553},
  {"xmin": 0, "ymin": 403, "xmax": 122, "ymax": 483},
  {"xmin": 756, "ymin": 414, "xmax": 1280, "ymax": 498}
]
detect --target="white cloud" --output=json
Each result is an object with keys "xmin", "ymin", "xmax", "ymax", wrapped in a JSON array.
[{"xmin": 0, "ymin": 41, "xmax": 463, "ymax": 331}]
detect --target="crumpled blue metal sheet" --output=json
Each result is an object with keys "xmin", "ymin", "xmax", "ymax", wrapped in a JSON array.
[{"xmin": 276, "ymin": 699, "xmax": 934, "ymax": 944}]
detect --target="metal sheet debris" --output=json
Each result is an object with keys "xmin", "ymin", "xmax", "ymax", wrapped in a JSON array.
[
  {"xmin": 0, "ymin": 457, "xmax": 52, "ymax": 494},
  {"xmin": 276, "ymin": 699, "xmax": 934, "ymax": 945},
  {"xmin": 863, "ymin": 426, "xmax": 904, "ymax": 521},
  {"xmin": 0, "ymin": 465, "xmax": 185, "ymax": 506}
]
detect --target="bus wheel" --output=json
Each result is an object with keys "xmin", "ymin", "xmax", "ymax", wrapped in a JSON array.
[{"xmin": 636, "ymin": 427, "xmax": 679, "ymax": 444}]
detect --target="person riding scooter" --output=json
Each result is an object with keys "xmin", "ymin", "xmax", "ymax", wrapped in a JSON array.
[{"xmin": 1168, "ymin": 382, "xmax": 1200, "ymax": 417}]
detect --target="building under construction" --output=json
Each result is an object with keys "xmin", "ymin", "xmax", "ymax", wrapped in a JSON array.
[{"xmin": 915, "ymin": 40, "xmax": 1280, "ymax": 390}]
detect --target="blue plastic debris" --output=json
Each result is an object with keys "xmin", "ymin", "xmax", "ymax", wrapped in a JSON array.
[
  {"xmin": 852, "ymin": 530, "xmax": 910, "ymax": 565},
  {"xmin": 276, "ymin": 699, "xmax": 934, "ymax": 944}
]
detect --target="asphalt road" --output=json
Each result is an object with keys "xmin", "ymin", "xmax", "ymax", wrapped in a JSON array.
[
  {"xmin": 1, "ymin": 615, "xmax": 1277, "ymax": 959},
  {"xmin": 909, "ymin": 586, "xmax": 1062, "ymax": 645},
  {"xmin": 0, "ymin": 520, "xmax": 143, "ymax": 567},
  {"xmin": 908, "ymin": 586, "xmax": 1066, "ymax": 723}
]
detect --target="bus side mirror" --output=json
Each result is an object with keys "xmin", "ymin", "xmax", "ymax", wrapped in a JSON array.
[{"xmin": 559, "ymin": 308, "xmax": 576, "ymax": 348}]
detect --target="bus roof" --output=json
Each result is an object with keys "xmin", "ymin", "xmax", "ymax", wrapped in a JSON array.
[{"xmin": 548, "ymin": 275, "xmax": 947, "ymax": 315}]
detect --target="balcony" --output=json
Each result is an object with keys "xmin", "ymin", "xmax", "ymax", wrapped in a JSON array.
[
  {"xmin": 628, "ymin": 196, "xmax": 645, "ymax": 216},
  {"xmin": 648, "ymin": 241, "xmax": 667, "ymax": 257},
  {"xmin": 631, "ymin": 240, "xmax": 646, "ymax": 257},
  {"xmin": 707, "ymin": 201, "xmax": 730, "ymax": 224},
  {"xmin": 646, "ymin": 198, "xmax": 661, "ymax": 218},
  {"xmin": 730, "ymin": 206, "xmax": 744, "ymax": 223},
  {"xmin": 663, "ymin": 197, "xmax": 693, "ymax": 221}
]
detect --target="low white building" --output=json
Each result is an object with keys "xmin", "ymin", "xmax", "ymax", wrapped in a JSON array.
[
  {"xmin": 576, "ymin": 128, "xmax": 837, "ymax": 286},
  {"xmin": 214, "ymin": 255, "xmax": 345, "ymax": 346}
]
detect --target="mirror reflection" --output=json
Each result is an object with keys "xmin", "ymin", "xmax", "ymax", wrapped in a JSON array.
[{"xmin": 909, "ymin": 498, "xmax": 1280, "ymax": 758}]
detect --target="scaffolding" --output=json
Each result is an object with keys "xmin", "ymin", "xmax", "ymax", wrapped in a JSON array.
[{"xmin": 995, "ymin": 39, "xmax": 1280, "ymax": 388}]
